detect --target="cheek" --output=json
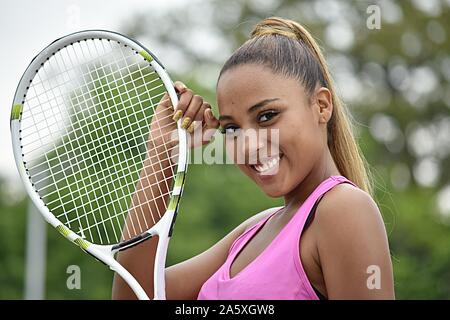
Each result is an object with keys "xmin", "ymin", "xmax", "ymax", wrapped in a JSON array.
[{"xmin": 280, "ymin": 119, "xmax": 323, "ymax": 168}]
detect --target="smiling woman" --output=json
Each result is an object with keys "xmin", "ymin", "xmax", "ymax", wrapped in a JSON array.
[{"xmin": 113, "ymin": 17, "xmax": 395, "ymax": 300}]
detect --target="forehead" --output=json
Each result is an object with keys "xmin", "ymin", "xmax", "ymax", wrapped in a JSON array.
[{"xmin": 217, "ymin": 64, "xmax": 306, "ymax": 113}]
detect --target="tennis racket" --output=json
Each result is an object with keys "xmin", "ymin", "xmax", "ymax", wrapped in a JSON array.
[{"xmin": 10, "ymin": 30, "xmax": 189, "ymax": 300}]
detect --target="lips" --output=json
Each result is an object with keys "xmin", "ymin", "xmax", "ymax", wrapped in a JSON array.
[{"xmin": 250, "ymin": 154, "xmax": 283, "ymax": 175}]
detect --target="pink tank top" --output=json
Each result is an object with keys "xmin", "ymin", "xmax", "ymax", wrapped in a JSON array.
[{"xmin": 197, "ymin": 175, "xmax": 357, "ymax": 300}]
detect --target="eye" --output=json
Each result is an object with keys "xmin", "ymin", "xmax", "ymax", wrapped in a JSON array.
[
  {"xmin": 220, "ymin": 125, "xmax": 240, "ymax": 135},
  {"xmin": 258, "ymin": 110, "xmax": 279, "ymax": 123}
]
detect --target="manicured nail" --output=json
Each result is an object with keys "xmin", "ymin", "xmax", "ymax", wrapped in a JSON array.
[
  {"xmin": 175, "ymin": 83, "xmax": 187, "ymax": 94},
  {"xmin": 181, "ymin": 117, "xmax": 192, "ymax": 129},
  {"xmin": 206, "ymin": 108, "xmax": 213, "ymax": 120},
  {"xmin": 187, "ymin": 122, "xmax": 195, "ymax": 134},
  {"xmin": 172, "ymin": 110, "xmax": 183, "ymax": 122}
]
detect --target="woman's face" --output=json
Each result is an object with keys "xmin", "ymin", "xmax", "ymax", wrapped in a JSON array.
[{"xmin": 217, "ymin": 64, "xmax": 330, "ymax": 198}]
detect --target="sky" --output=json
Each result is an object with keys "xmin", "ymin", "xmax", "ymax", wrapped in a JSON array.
[{"xmin": 0, "ymin": 0, "xmax": 183, "ymax": 185}]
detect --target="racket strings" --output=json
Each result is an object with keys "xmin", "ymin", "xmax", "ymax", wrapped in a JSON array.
[
  {"xmin": 21, "ymin": 93, "xmax": 173, "ymax": 163},
  {"xmin": 20, "ymin": 48, "xmax": 164, "ymax": 144},
  {"xmin": 30, "ymin": 42, "xmax": 114, "ymax": 86},
  {"xmin": 28, "ymin": 135, "xmax": 179, "ymax": 195},
  {"xmin": 21, "ymin": 48, "xmax": 175, "ymax": 155},
  {"xmin": 45, "ymin": 147, "xmax": 178, "ymax": 224},
  {"xmin": 26, "ymin": 93, "xmax": 178, "ymax": 241},
  {"xmin": 66, "ymin": 39, "xmax": 145, "ymax": 243},
  {"xmin": 36, "ymin": 43, "xmax": 127, "ymax": 243},
  {"xmin": 29, "ymin": 136, "xmax": 178, "ymax": 193},
  {"xmin": 23, "ymin": 81, "xmax": 178, "ymax": 180},
  {"xmin": 61, "ymin": 176, "xmax": 175, "ymax": 226},
  {"xmin": 21, "ymin": 72, "xmax": 164, "ymax": 135},
  {"xmin": 21, "ymin": 54, "xmax": 150, "ymax": 118},
  {"xmin": 86, "ymin": 39, "xmax": 175, "ymax": 231},
  {"xmin": 39, "ymin": 47, "xmax": 117, "ymax": 242},
  {"xmin": 26, "ymin": 98, "xmax": 179, "ymax": 212},
  {"xmin": 20, "ymin": 38, "xmax": 180, "ymax": 244}
]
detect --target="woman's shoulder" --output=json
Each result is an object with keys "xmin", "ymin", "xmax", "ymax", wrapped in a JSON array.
[
  {"xmin": 317, "ymin": 182, "xmax": 380, "ymax": 221},
  {"xmin": 311, "ymin": 182, "xmax": 394, "ymax": 299},
  {"xmin": 314, "ymin": 182, "xmax": 386, "ymax": 246}
]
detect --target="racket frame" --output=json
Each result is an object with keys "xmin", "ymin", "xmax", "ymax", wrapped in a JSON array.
[{"xmin": 10, "ymin": 30, "xmax": 189, "ymax": 300}]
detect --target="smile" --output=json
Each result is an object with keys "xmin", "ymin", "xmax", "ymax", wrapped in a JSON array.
[{"xmin": 250, "ymin": 154, "xmax": 283, "ymax": 175}]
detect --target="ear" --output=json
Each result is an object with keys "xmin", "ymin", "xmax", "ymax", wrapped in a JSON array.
[{"xmin": 313, "ymin": 87, "xmax": 333, "ymax": 124}]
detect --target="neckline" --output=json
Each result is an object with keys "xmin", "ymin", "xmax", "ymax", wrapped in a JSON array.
[
  {"xmin": 226, "ymin": 207, "xmax": 282, "ymax": 280},
  {"xmin": 226, "ymin": 175, "xmax": 346, "ymax": 281}
]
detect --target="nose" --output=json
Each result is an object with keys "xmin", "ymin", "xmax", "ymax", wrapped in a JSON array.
[
  {"xmin": 237, "ymin": 128, "xmax": 266, "ymax": 165},
  {"xmin": 225, "ymin": 128, "xmax": 280, "ymax": 165}
]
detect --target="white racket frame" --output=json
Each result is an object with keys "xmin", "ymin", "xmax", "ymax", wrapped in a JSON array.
[{"xmin": 10, "ymin": 30, "xmax": 189, "ymax": 300}]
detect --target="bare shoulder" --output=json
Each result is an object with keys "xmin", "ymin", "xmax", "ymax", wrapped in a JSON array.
[
  {"xmin": 313, "ymin": 182, "xmax": 389, "ymax": 260},
  {"xmin": 313, "ymin": 182, "xmax": 394, "ymax": 299},
  {"xmin": 315, "ymin": 182, "xmax": 383, "ymax": 231}
]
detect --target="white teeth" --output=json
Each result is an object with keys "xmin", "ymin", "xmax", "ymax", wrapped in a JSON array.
[{"xmin": 254, "ymin": 155, "xmax": 281, "ymax": 173}]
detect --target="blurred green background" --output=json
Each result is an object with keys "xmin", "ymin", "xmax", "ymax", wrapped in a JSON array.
[{"xmin": 1, "ymin": 0, "xmax": 450, "ymax": 299}]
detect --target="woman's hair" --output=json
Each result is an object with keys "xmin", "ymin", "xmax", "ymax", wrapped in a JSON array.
[{"xmin": 219, "ymin": 17, "xmax": 373, "ymax": 196}]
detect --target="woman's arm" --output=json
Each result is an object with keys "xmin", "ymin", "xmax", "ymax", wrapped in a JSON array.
[
  {"xmin": 315, "ymin": 183, "xmax": 395, "ymax": 299},
  {"xmin": 112, "ymin": 204, "xmax": 279, "ymax": 299},
  {"xmin": 112, "ymin": 82, "xmax": 216, "ymax": 299}
]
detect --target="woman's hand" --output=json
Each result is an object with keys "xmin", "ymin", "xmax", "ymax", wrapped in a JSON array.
[{"xmin": 149, "ymin": 81, "xmax": 219, "ymax": 151}]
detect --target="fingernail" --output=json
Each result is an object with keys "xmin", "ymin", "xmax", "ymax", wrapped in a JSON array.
[
  {"xmin": 176, "ymin": 83, "xmax": 187, "ymax": 93},
  {"xmin": 181, "ymin": 117, "xmax": 192, "ymax": 129},
  {"xmin": 187, "ymin": 122, "xmax": 195, "ymax": 134},
  {"xmin": 172, "ymin": 110, "xmax": 183, "ymax": 122},
  {"xmin": 206, "ymin": 109, "xmax": 213, "ymax": 120}
]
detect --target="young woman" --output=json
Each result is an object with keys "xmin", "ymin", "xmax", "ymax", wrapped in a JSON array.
[{"xmin": 112, "ymin": 17, "xmax": 395, "ymax": 300}]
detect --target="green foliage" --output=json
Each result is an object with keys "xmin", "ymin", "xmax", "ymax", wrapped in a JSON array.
[{"xmin": 0, "ymin": 180, "xmax": 27, "ymax": 299}]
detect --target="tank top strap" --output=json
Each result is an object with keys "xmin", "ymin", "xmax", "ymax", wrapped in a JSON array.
[
  {"xmin": 228, "ymin": 206, "xmax": 284, "ymax": 255},
  {"xmin": 229, "ymin": 175, "xmax": 357, "ymax": 258},
  {"xmin": 287, "ymin": 175, "xmax": 358, "ymax": 231}
]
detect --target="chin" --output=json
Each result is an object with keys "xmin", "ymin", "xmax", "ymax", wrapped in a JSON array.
[
  {"xmin": 239, "ymin": 153, "xmax": 291, "ymax": 197},
  {"xmin": 262, "ymin": 188, "xmax": 285, "ymax": 198},
  {"xmin": 256, "ymin": 178, "xmax": 287, "ymax": 197}
]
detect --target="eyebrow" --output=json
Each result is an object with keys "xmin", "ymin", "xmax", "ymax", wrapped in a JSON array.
[{"xmin": 218, "ymin": 98, "xmax": 280, "ymax": 121}]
